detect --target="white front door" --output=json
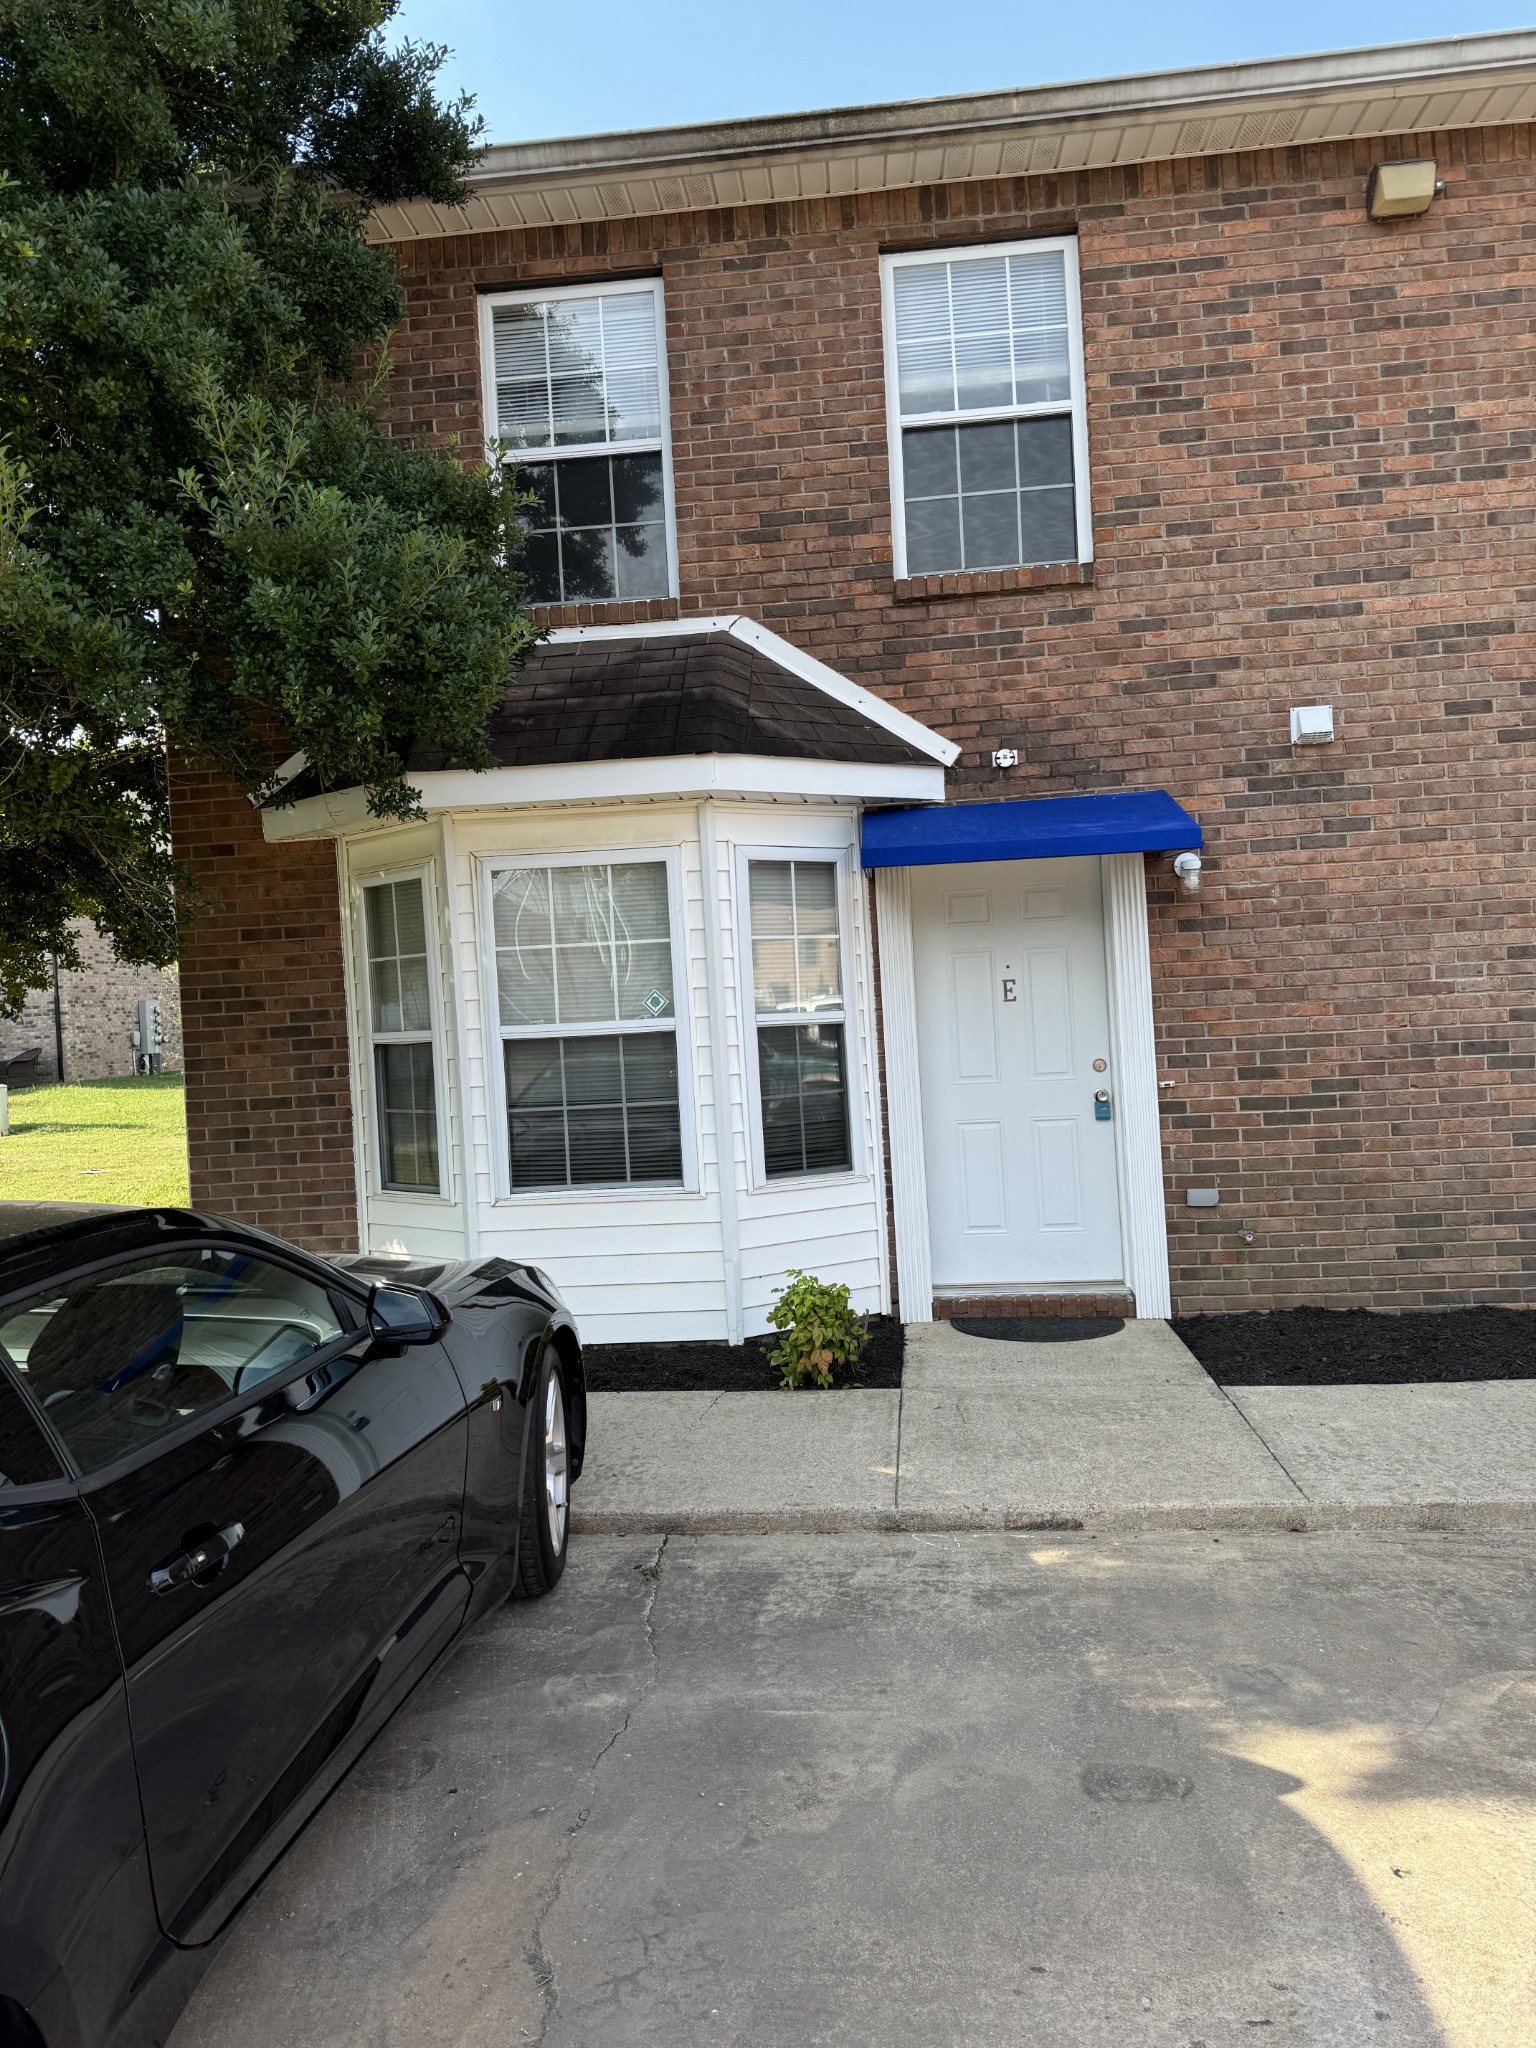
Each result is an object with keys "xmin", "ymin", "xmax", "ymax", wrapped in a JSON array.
[{"xmin": 910, "ymin": 857, "xmax": 1123, "ymax": 1290}]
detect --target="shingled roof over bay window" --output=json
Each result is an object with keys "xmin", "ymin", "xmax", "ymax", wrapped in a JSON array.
[{"xmin": 259, "ymin": 616, "xmax": 956, "ymax": 841}]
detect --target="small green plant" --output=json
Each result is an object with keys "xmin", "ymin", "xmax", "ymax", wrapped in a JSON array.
[{"xmin": 767, "ymin": 1269, "xmax": 867, "ymax": 1389}]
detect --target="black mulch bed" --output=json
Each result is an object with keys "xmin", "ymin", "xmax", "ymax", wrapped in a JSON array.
[
  {"xmin": 1174, "ymin": 1306, "xmax": 1536, "ymax": 1386},
  {"xmin": 584, "ymin": 1314, "xmax": 904, "ymax": 1392}
]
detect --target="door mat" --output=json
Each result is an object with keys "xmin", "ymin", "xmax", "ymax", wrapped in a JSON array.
[
  {"xmin": 1174, "ymin": 1306, "xmax": 1536, "ymax": 1385},
  {"xmin": 951, "ymin": 1316, "xmax": 1125, "ymax": 1343},
  {"xmin": 585, "ymin": 1314, "xmax": 904, "ymax": 1392}
]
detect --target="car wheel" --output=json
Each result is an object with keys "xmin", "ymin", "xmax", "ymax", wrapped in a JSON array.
[{"xmin": 515, "ymin": 1348, "xmax": 570, "ymax": 1598}]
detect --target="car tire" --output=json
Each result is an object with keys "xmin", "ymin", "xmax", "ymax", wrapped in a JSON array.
[{"xmin": 515, "ymin": 1348, "xmax": 571, "ymax": 1598}]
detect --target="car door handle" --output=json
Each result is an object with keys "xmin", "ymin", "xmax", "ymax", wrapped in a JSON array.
[{"xmin": 148, "ymin": 1522, "xmax": 245, "ymax": 1596}]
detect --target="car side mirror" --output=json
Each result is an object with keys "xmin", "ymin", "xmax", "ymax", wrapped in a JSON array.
[{"xmin": 367, "ymin": 1282, "xmax": 451, "ymax": 1348}]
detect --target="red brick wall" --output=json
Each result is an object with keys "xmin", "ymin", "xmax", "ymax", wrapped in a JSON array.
[
  {"xmin": 379, "ymin": 123, "xmax": 1535, "ymax": 1312},
  {"xmin": 171, "ymin": 768, "xmax": 359, "ymax": 1253}
]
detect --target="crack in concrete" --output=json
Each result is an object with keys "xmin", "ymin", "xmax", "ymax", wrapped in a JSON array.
[
  {"xmin": 527, "ymin": 1538, "xmax": 668, "ymax": 2046},
  {"xmin": 1212, "ymin": 1384, "xmax": 1310, "ymax": 1503}
]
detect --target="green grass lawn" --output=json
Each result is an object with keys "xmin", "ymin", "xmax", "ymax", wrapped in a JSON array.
[{"xmin": 0, "ymin": 1074, "xmax": 190, "ymax": 1207}]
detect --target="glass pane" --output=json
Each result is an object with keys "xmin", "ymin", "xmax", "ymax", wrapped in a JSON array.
[
  {"xmin": 556, "ymin": 942, "xmax": 617, "ymax": 1024},
  {"xmin": 616, "ymin": 939, "xmax": 674, "ymax": 1020},
  {"xmin": 796, "ymin": 936, "xmax": 843, "ymax": 1009},
  {"xmin": 792, "ymin": 861, "xmax": 839, "ymax": 933},
  {"xmin": 611, "ymin": 862, "xmax": 671, "ymax": 940},
  {"xmin": 896, "ymin": 336, "xmax": 955, "ymax": 417},
  {"xmin": 958, "ymin": 421, "xmax": 1018, "ymax": 495},
  {"xmin": 366, "ymin": 879, "xmax": 431, "ymax": 1036},
  {"xmin": 949, "ymin": 256, "xmax": 1009, "ymax": 335},
  {"xmin": 494, "ymin": 871, "xmax": 557, "ymax": 1026},
  {"xmin": 0, "ymin": 1251, "xmax": 343, "ymax": 1472},
  {"xmin": 554, "ymin": 456, "xmax": 612, "ymax": 529},
  {"xmin": 1017, "ymin": 415, "xmax": 1075, "ymax": 490},
  {"xmin": 1018, "ymin": 487, "xmax": 1079, "ymax": 567},
  {"xmin": 954, "ymin": 330, "xmax": 1012, "ymax": 413},
  {"xmin": 758, "ymin": 1024, "xmax": 851, "ymax": 1179},
  {"xmin": 504, "ymin": 1035, "xmax": 681, "ymax": 1189},
  {"xmin": 892, "ymin": 246, "xmax": 1074, "ymax": 422},
  {"xmin": 494, "ymin": 290, "xmax": 661, "ymax": 454},
  {"xmin": 902, "ymin": 426, "xmax": 958, "ymax": 498},
  {"xmin": 752, "ymin": 936, "xmax": 798, "ymax": 1015},
  {"xmin": 558, "ymin": 522, "xmax": 616, "ymax": 602},
  {"xmin": 521, "ymin": 527, "xmax": 561, "ymax": 605},
  {"xmin": 748, "ymin": 861, "xmax": 794, "ymax": 934},
  {"xmin": 611, "ymin": 452, "xmax": 667, "ymax": 524},
  {"xmin": 904, "ymin": 493, "xmax": 961, "ymax": 575},
  {"xmin": 499, "ymin": 863, "xmax": 673, "ymax": 1028},
  {"xmin": 600, "ymin": 292, "xmax": 663, "ymax": 441},
  {"xmin": 552, "ymin": 864, "xmax": 613, "ymax": 946},
  {"xmin": 0, "ymin": 1368, "xmax": 64, "ymax": 1486},
  {"xmin": 749, "ymin": 861, "xmax": 841, "ymax": 1015},
  {"xmin": 378, "ymin": 1042, "xmax": 440, "ymax": 1191},
  {"xmin": 614, "ymin": 522, "xmax": 669, "ymax": 599},
  {"xmin": 961, "ymin": 491, "xmax": 1021, "ymax": 569}
]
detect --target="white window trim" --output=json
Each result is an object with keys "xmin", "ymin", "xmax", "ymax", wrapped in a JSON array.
[
  {"xmin": 879, "ymin": 234, "xmax": 1093, "ymax": 580},
  {"xmin": 477, "ymin": 276, "xmax": 679, "ymax": 603},
  {"xmin": 477, "ymin": 845, "xmax": 700, "ymax": 1204},
  {"xmin": 353, "ymin": 860, "xmax": 454, "ymax": 1206},
  {"xmin": 733, "ymin": 841, "xmax": 869, "ymax": 1194}
]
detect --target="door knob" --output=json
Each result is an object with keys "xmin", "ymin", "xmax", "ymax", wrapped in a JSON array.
[
  {"xmin": 1094, "ymin": 1090, "xmax": 1112, "ymax": 1122},
  {"xmin": 148, "ymin": 1522, "xmax": 245, "ymax": 1596}
]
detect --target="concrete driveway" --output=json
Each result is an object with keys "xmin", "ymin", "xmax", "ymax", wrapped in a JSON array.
[{"xmin": 170, "ymin": 1531, "xmax": 1536, "ymax": 2048}]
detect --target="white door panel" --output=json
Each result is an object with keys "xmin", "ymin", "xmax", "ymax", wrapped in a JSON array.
[{"xmin": 912, "ymin": 857, "xmax": 1123, "ymax": 1288}]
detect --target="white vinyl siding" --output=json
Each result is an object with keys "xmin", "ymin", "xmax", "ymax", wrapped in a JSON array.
[
  {"xmin": 480, "ymin": 279, "xmax": 676, "ymax": 605},
  {"xmin": 881, "ymin": 237, "xmax": 1091, "ymax": 578}
]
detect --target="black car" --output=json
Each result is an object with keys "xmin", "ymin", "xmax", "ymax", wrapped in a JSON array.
[{"xmin": 0, "ymin": 1203, "xmax": 585, "ymax": 2048}]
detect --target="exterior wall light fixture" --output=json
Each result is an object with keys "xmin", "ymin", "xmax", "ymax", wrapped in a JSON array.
[
  {"xmin": 991, "ymin": 747, "xmax": 1020, "ymax": 769},
  {"xmin": 1366, "ymin": 160, "xmax": 1444, "ymax": 220},
  {"xmin": 1172, "ymin": 851, "xmax": 1202, "ymax": 896}
]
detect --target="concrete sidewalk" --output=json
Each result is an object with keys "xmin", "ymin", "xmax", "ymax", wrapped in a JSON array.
[{"xmin": 575, "ymin": 1317, "xmax": 1536, "ymax": 1536}]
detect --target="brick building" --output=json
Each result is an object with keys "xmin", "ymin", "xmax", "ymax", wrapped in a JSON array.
[
  {"xmin": 173, "ymin": 33, "xmax": 1536, "ymax": 1338},
  {"xmin": 0, "ymin": 922, "xmax": 182, "ymax": 1085}
]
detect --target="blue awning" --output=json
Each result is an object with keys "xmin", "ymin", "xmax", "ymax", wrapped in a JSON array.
[{"xmin": 861, "ymin": 789, "xmax": 1202, "ymax": 869}]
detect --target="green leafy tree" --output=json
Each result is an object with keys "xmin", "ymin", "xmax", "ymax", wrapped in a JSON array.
[{"xmin": 0, "ymin": 1, "xmax": 536, "ymax": 1013}]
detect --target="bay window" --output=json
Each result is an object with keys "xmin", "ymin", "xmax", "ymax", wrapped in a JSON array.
[
  {"xmin": 882, "ymin": 236, "xmax": 1090, "ymax": 578},
  {"xmin": 492, "ymin": 860, "xmax": 684, "ymax": 1190},
  {"xmin": 482, "ymin": 279, "xmax": 675, "ymax": 605}
]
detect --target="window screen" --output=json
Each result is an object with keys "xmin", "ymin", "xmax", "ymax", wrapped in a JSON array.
[
  {"xmin": 488, "ymin": 285, "xmax": 673, "ymax": 605},
  {"xmin": 748, "ymin": 861, "xmax": 852, "ymax": 1179},
  {"xmin": 364, "ymin": 877, "xmax": 441, "ymax": 1194},
  {"xmin": 886, "ymin": 241, "xmax": 1084, "ymax": 577},
  {"xmin": 493, "ymin": 861, "xmax": 684, "ymax": 1190}
]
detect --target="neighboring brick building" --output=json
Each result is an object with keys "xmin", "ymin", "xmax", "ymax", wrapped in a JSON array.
[
  {"xmin": 173, "ymin": 33, "xmax": 1536, "ymax": 1335},
  {"xmin": 0, "ymin": 922, "xmax": 182, "ymax": 1084}
]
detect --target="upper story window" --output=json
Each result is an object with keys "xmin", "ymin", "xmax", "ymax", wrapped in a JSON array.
[
  {"xmin": 481, "ymin": 280, "xmax": 676, "ymax": 606},
  {"xmin": 881, "ymin": 237, "xmax": 1090, "ymax": 579}
]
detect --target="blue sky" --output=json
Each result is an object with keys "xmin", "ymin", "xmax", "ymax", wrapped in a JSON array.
[{"xmin": 390, "ymin": 2, "xmax": 1531, "ymax": 145}]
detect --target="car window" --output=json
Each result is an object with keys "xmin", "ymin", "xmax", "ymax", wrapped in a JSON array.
[
  {"xmin": 0, "ymin": 1248, "xmax": 346, "ymax": 1474},
  {"xmin": 0, "ymin": 1365, "xmax": 64, "ymax": 1486}
]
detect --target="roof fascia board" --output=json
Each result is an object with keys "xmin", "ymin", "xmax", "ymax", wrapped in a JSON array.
[
  {"xmin": 260, "ymin": 754, "xmax": 947, "ymax": 841},
  {"xmin": 370, "ymin": 32, "xmax": 1536, "ymax": 241},
  {"xmin": 544, "ymin": 616, "xmax": 960, "ymax": 765}
]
